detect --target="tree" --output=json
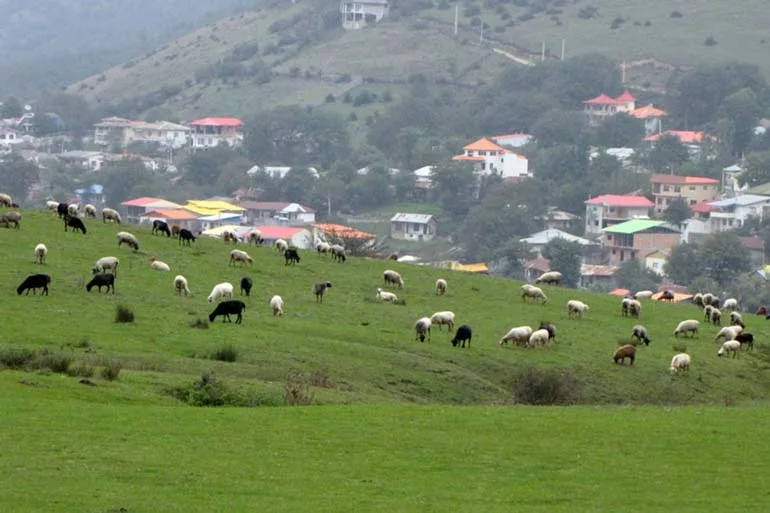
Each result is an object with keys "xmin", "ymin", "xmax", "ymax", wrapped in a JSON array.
[
  {"xmin": 613, "ymin": 260, "xmax": 661, "ymax": 293},
  {"xmin": 646, "ymin": 134, "xmax": 690, "ymax": 172},
  {"xmin": 430, "ymin": 161, "xmax": 478, "ymax": 222},
  {"xmin": 700, "ymin": 232, "xmax": 751, "ymax": 286},
  {"xmin": 720, "ymin": 87, "xmax": 763, "ymax": 156},
  {"xmin": 664, "ymin": 243, "xmax": 701, "ymax": 286},
  {"xmin": 0, "ymin": 97, "xmax": 23, "ymax": 119},
  {"xmin": 493, "ymin": 240, "xmax": 534, "ymax": 279},
  {"xmin": 593, "ymin": 113, "xmax": 645, "ymax": 148},
  {"xmin": 0, "ymin": 155, "xmax": 40, "ymax": 202},
  {"xmin": 183, "ymin": 146, "xmax": 240, "ymax": 187},
  {"xmin": 541, "ymin": 239, "xmax": 582, "ymax": 288},
  {"xmin": 531, "ymin": 109, "xmax": 587, "ymax": 148},
  {"xmin": 739, "ymin": 150, "xmax": 770, "ymax": 187},
  {"xmin": 663, "ymin": 197, "xmax": 692, "ymax": 226},
  {"xmin": 100, "ymin": 160, "xmax": 161, "ymax": 206}
]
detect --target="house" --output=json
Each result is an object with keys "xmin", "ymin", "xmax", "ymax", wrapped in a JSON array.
[
  {"xmin": 452, "ymin": 137, "xmax": 530, "ymax": 179},
  {"xmin": 644, "ymin": 249, "xmax": 668, "ymax": 275},
  {"xmin": 0, "ymin": 128, "xmax": 23, "ymax": 147},
  {"xmin": 239, "ymin": 201, "xmax": 316, "ymax": 225},
  {"xmin": 340, "ymin": 0, "xmax": 389, "ymax": 29},
  {"xmin": 254, "ymin": 225, "xmax": 313, "ymax": 249},
  {"xmin": 650, "ymin": 174, "xmax": 720, "ymax": 214},
  {"xmin": 584, "ymin": 194, "xmax": 654, "ymax": 236},
  {"xmin": 390, "ymin": 213, "xmax": 438, "ymax": 241},
  {"xmin": 140, "ymin": 208, "xmax": 200, "ymax": 231},
  {"xmin": 721, "ymin": 164, "xmax": 748, "ymax": 196},
  {"xmin": 708, "ymin": 194, "xmax": 770, "ymax": 232},
  {"xmin": 583, "ymin": 90, "xmax": 636, "ymax": 126},
  {"xmin": 544, "ymin": 208, "xmax": 579, "ymax": 231},
  {"xmin": 590, "ymin": 147, "xmax": 636, "ymax": 168},
  {"xmin": 629, "ymin": 104, "xmax": 668, "ymax": 135},
  {"xmin": 602, "ymin": 219, "xmax": 681, "ymax": 265},
  {"xmin": 524, "ymin": 257, "xmax": 551, "ymax": 283},
  {"xmin": 644, "ymin": 130, "xmax": 716, "ymax": 157},
  {"xmin": 121, "ymin": 197, "xmax": 183, "ymax": 222},
  {"xmin": 521, "ymin": 229, "xmax": 595, "ymax": 257},
  {"xmin": 739, "ymin": 236, "xmax": 765, "ymax": 268},
  {"xmin": 57, "ymin": 150, "xmax": 105, "ymax": 171},
  {"xmin": 182, "ymin": 200, "xmax": 246, "ymax": 217},
  {"xmin": 579, "ymin": 264, "xmax": 618, "ymax": 290},
  {"xmin": 197, "ymin": 212, "xmax": 244, "ymax": 232},
  {"xmin": 246, "ymin": 165, "xmax": 320, "ymax": 179},
  {"xmin": 73, "ymin": 184, "xmax": 106, "ymax": 205},
  {"xmin": 491, "ymin": 133, "xmax": 533, "ymax": 148},
  {"xmin": 190, "ymin": 117, "xmax": 244, "ymax": 149},
  {"xmin": 94, "ymin": 117, "xmax": 190, "ymax": 149},
  {"xmin": 681, "ymin": 201, "xmax": 715, "ymax": 243}
]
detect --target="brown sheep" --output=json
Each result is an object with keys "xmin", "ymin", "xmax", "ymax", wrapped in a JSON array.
[{"xmin": 613, "ymin": 344, "xmax": 636, "ymax": 365}]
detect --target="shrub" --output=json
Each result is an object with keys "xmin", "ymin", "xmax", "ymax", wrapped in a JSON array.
[
  {"xmin": 67, "ymin": 361, "xmax": 95, "ymax": 378},
  {"xmin": 115, "ymin": 305, "xmax": 135, "ymax": 323},
  {"xmin": 210, "ymin": 344, "xmax": 238, "ymax": 363},
  {"xmin": 37, "ymin": 351, "xmax": 73, "ymax": 374},
  {"xmin": 307, "ymin": 368, "xmax": 334, "ymax": 389},
  {"xmin": 190, "ymin": 318, "xmax": 209, "ymax": 329},
  {"xmin": 704, "ymin": 36, "xmax": 718, "ymax": 46},
  {"xmin": 101, "ymin": 360, "xmax": 123, "ymax": 381},
  {"xmin": 511, "ymin": 366, "xmax": 582, "ymax": 405},
  {"xmin": 325, "ymin": 93, "xmax": 336, "ymax": 103},
  {"xmin": 670, "ymin": 10, "xmax": 683, "ymax": 18},
  {"xmin": 577, "ymin": 6, "xmax": 598, "ymax": 19},
  {"xmin": 284, "ymin": 369, "xmax": 314, "ymax": 406},
  {"xmin": 610, "ymin": 16, "xmax": 625, "ymax": 29},
  {"xmin": 464, "ymin": 6, "xmax": 481, "ymax": 17},
  {"xmin": 175, "ymin": 372, "xmax": 233, "ymax": 406},
  {"xmin": 0, "ymin": 347, "xmax": 36, "ymax": 369}
]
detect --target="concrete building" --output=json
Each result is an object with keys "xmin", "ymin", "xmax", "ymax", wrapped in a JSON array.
[
  {"xmin": 650, "ymin": 174, "xmax": 720, "ymax": 215},
  {"xmin": 239, "ymin": 201, "xmax": 316, "ymax": 225},
  {"xmin": 340, "ymin": 0, "xmax": 389, "ymax": 29},
  {"xmin": 583, "ymin": 90, "xmax": 636, "ymax": 126},
  {"xmin": 190, "ymin": 117, "xmax": 244, "ymax": 149},
  {"xmin": 452, "ymin": 137, "xmax": 530, "ymax": 179},
  {"xmin": 584, "ymin": 194, "xmax": 654, "ymax": 236},
  {"xmin": 708, "ymin": 194, "xmax": 770, "ymax": 232},
  {"xmin": 602, "ymin": 219, "xmax": 681, "ymax": 265},
  {"xmin": 390, "ymin": 213, "xmax": 438, "ymax": 241}
]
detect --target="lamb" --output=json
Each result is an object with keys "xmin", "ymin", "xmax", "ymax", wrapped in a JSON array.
[
  {"xmin": 499, "ymin": 326, "xmax": 533, "ymax": 346},
  {"xmin": 527, "ymin": 328, "xmax": 550, "ymax": 348},
  {"xmin": 84, "ymin": 204, "xmax": 96, "ymax": 218},
  {"xmin": 620, "ymin": 297, "xmax": 632, "ymax": 316},
  {"xmin": 535, "ymin": 271, "xmax": 562, "ymax": 286},
  {"xmin": 451, "ymin": 325, "xmax": 473, "ymax": 348},
  {"xmin": 64, "ymin": 215, "xmax": 86, "ymax": 234},
  {"xmin": 376, "ymin": 288, "xmax": 398, "ymax": 302},
  {"xmin": 735, "ymin": 332, "xmax": 754, "ymax": 351},
  {"xmin": 269, "ymin": 295, "xmax": 284, "ymax": 316},
  {"xmin": 670, "ymin": 353, "xmax": 691, "ymax": 374},
  {"xmin": 93, "ymin": 256, "xmax": 119, "ymax": 276},
  {"xmin": 634, "ymin": 290, "xmax": 653, "ymax": 300},
  {"xmin": 430, "ymin": 311, "xmax": 455, "ymax": 331},
  {"xmin": 383, "ymin": 269, "xmax": 404, "ymax": 289},
  {"xmin": 17, "ymin": 274, "xmax": 51, "ymax": 295},
  {"xmin": 521, "ymin": 284, "xmax": 548, "ymax": 304},
  {"xmin": 102, "ymin": 207, "xmax": 122, "ymax": 224},
  {"xmin": 207, "ymin": 282, "xmax": 234, "ymax": 303},
  {"xmin": 718, "ymin": 340, "xmax": 741, "ymax": 358},
  {"xmin": 174, "ymin": 275, "xmax": 190, "ymax": 296},
  {"xmin": 673, "ymin": 320, "xmax": 699, "ymax": 338},
  {"xmin": 710, "ymin": 308, "xmax": 722, "ymax": 326},
  {"xmin": 208, "ymin": 300, "xmax": 246, "ymax": 324},
  {"xmin": 117, "ymin": 231, "xmax": 139, "ymax": 251},
  {"xmin": 248, "ymin": 230, "xmax": 263, "ymax": 245},
  {"xmin": 240, "ymin": 277, "xmax": 253, "ymax": 296},
  {"xmin": 435, "ymin": 278, "xmax": 447, "ymax": 296},
  {"xmin": 284, "ymin": 248, "xmax": 301, "ymax": 265},
  {"xmin": 152, "ymin": 220, "xmax": 171, "ymax": 237},
  {"xmin": 34, "ymin": 243, "xmax": 47, "ymax": 264},
  {"xmin": 313, "ymin": 281, "xmax": 332, "ymax": 303},
  {"xmin": 538, "ymin": 322, "xmax": 557, "ymax": 342},
  {"xmin": 229, "ymin": 249, "xmax": 253, "ymax": 266},
  {"xmin": 715, "ymin": 326, "xmax": 740, "ymax": 343},
  {"xmin": 0, "ymin": 192, "xmax": 13, "ymax": 207},
  {"xmin": 567, "ymin": 299, "xmax": 589, "ymax": 319},
  {"xmin": 613, "ymin": 344, "xmax": 636, "ymax": 365},
  {"xmin": 330, "ymin": 245, "xmax": 347, "ymax": 263},
  {"xmin": 415, "ymin": 317, "xmax": 432, "ymax": 342},
  {"xmin": 275, "ymin": 238, "xmax": 289, "ymax": 254},
  {"xmin": 86, "ymin": 273, "xmax": 115, "ymax": 294},
  {"xmin": 631, "ymin": 325, "xmax": 651, "ymax": 346},
  {"xmin": 704, "ymin": 305, "xmax": 714, "ymax": 323},
  {"xmin": 693, "ymin": 293, "xmax": 705, "ymax": 308},
  {"xmin": 149, "ymin": 258, "xmax": 170, "ymax": 272},
  {"xmin": 171, "ymin": 225, "xmax": 181, "ymax": 238},
  {"xmin": 0, "ymin": 211, "xmax": 21, "ymax": 229},
  {"xmin": 316, "ymin": 241, "xmax": 331, "ymax": 255},
  {"xmin": 179, "ymin": 229, "xmax": 196, "ymax": 246},
  {"xmin": 722, "ymin": 298, "xmax": 738, "ymax": 312}
]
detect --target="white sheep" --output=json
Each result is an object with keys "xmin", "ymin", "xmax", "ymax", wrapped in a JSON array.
[
  {"xmin": 521, "ymin": 284, "xmax": 548, "ymax": 304},
  {"xmin": 174, "ymin": 275, "xmax": 190, "ymax": 296},
  {"xmin": 499, "ymin": 326, "xmax": 533, "ymax": 346},
  {"xmin": 316, "ymin": 241, "xmax": 331, "ymax": 254},
  {"xmin": 93, "ymin": 256, "xmax": 119, "ymax": 275},
  {"xmin": 117, "ymin": 231, "xmax": 140, "ymax": 251},
  {"xmin": 730, "ymin": 311, "xmax": 743, "ymax": 326},
  {"xmin": 670, "ymin": 353, "xmax": 691, "ymax": 374},
  {"xmin": 149, "ymin": 257, "xmax": 170, "ymax": 271},
  {"xmin": 430, "ymin": 311, "xmax": 455, "ymax": 331},
  {"xmin": 414, "ymin": 317, "xmax": 432, "ymax": 342},
  {"xmin": 673, "ymin": 320, "xmax": 699, "ymax": 338},
  {"xmin": 527, "ymin": 328, "xmax": 550, "ymax": 348},
  {"xmin": 567, "ymin": 299, "xmax": 589, "ymax": 319},
  {"xmin": 102, "ymin": 207, "xmax": 122, "ymax": 224},
  {"xmin": 269, "ymin": 295, "xmax": 284, "ymax": 316},
  {"xmin": 34, "ymin": 243, "xmax": 47, "ymax": 264},
  {"xmin": 718, "ymin": 340, "xmax": 741, "ymax": 358},
  {"xmin": 67, "ymin": 204, "xmax": 79, "ymax": 217},
  {"xmin": 207, "ymin": 282, "xmax": 234, "ymax": 303},
  {"xmin": 435, "ymin": 278, "xmax": 447, "ymax": 296},
  {"xmin": 634, "ymin": 290, "xmax": 653, "ymax": 300},
  {"xmin": 229, "ymin": 249, "xmax": 253, "ymax": 266},
  {"xmin": 376, "ymin": 287, "xmax": 398, "ymax": 302},
  {"xmin": 275, "ymin": 239, "xmax": 289, "ymax": 253},
  {"xmin": 46, "ymin": 200, "xmax": 59, "ymax": 212},
  {"xmin": 722, "ymin": 298, "xmax": 738, "ymax": 312},
  {"xmin": 383, "ymin": 269, "xmax": 404, "ymax": 289},
  {"xmin": 535, "ymin": 271, "xmax": 562, "ymax": 286},
  {"xmin": 628, "ymin": 299, "xmax": 642, "ymax": 318},
  {"xmin": 715, "ymin": 326, "xmax": 741, "ymax": 342},
  {"xmin": 84, "ymin": 204, "xmax": 96, "ymax": 218}
]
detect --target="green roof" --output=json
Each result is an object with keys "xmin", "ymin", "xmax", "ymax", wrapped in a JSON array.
[{"xmin": 603, "ymin": 219, "xmax": 669, "ymax": 234}]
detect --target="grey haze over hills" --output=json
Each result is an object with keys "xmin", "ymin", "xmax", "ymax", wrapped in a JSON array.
[{"xmin": 0, "ymin": 0, "xmax": 254, "ymax": 96}]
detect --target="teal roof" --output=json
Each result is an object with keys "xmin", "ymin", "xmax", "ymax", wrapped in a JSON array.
[{"xmin": 602, "ymin": 219, "xmax": 673, "ymax": 234}]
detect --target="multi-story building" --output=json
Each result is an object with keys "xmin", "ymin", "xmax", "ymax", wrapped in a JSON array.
[
  {"xmin": 650, "ymin": 174, "xmax": 720, "ymax": 215},
  {"xmin": 708, "ymin": 194, "xmax": 770, "ymax": 232},
  {"xmin": 602, "ymin": 219, "xmax": 681, "ymax": 265},
  {"xmin": 452, "ymin": 137, "xmax": 530, "ymax": 179},
  {"xmin": 584, "ymin": 194, "xmax": 654, "ymax": 236},
  {"xmin": 340, "ymin": 0, "xmax": 389, "ymax": 29},
  {"xmin": 190, "ymin": 117, "xmax": 244, "ymax": 149},
  {"xmin": 583, "ymin": 90, "xmax": 636, "ymax": 126},
  {"xmin": 94, "ymin": 117, "xmax": 191, "ymax": 149}
]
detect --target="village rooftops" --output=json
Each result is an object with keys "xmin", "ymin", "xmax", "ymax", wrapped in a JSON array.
[
  {"xmin": 143, "ymin": 208, "xmax": 199, "ymax": 220},
  {"xmin": 239, "ymin": 201, "xmax": 316, "ymax": 213},
  {"xmin": 709, "ymin": 194, "xmax": 770, "ymax": 208},
  {"xmin": 521, "ymin": 229, "xmax": 595, "ymax": 246},
  {"xmin": 630, "ymin": 104, "xmax": 668, "ymax": 119},
  {"xmin": 650, "ymin": 174, "xmax": 719, "ymax": 185},
  {"xmin": 583, "ymin": 90, "xmax": 636, "ymax": 104},
  {"xmin": 585, "ymin": 194, "xmax": 654, "ymax": 208},
  {"xmin": 645, "ymin": 130, "xmax": 715, "ymax": 144},
  {"xmin": 313, "ymin": 223, "xmax": 375, "ymax": 239},
  {"xmin": 602, "ymin": 219, "xmax": 679, "ymax": 234},
  {"xmin": 121, "ymin": 197, "xmax": 182, "ymax": 209},
  {"xmin": 390, "ymin": 213, "xmax": 435, "ymax": 224},
  {"xmin": 190, "ymin": 117, "xmax": 243, "ymax": 127}
]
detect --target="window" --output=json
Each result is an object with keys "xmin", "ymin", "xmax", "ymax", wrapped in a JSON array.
[
  {"xmin": 674, "ymin": 186, "xmax": 681, "ymax": 193},
  {"xmin": 703, "ymin": 186, "xmax": 708, "ymax": 190},
  {"xmin": 690, "ymin": 199, "xmax": 696, "ymax": 205},
  {"xmin": 689, "ymin": 186, "xmax": 696, "ymax": 191},
  {"xmin": 663, "ymin": 185, "xmax": 670, "ymax": 192}
]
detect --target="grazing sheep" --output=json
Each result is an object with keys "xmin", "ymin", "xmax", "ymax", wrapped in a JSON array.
[
  {"xmin": 0, "ymin": 211, "xmax": 22, "ymax": 228},
  {"xmin": 64, "ymin": 215, "xmax": 86, "ymax": 234},
  {"xmin": 67, "ymin": 204, "xmax": 79, "ymax": 217},
  {"xmin": 693, "ymin": 293, "xmax": 705, "ymax": 308},
  {"xmin": 499, "ymin": 326, "xmax": 533, "ymax": 346},
  {"xmin": 116, "ymin": 231, "xmax": 139, "ymax": 251},
  {"xmin": 229, "ymin": 249, "xmax": 253, "ymax": 266},
  {"xmin": 376, "ymin": 287, "xmax": 398, "ymax": 302},
  {"xmin": 84, "ymin": 204, "xmax": 96, "ymax": 218},
  {"xmin": 628, "ymin": 299, "xmax": 642, "ymax": 318},
  {"xmin": 34, "ymin": 243, "xmax": 47, "ymax": 264},
  {"xmin": 93, "ymin": 256, "xmax": 119, "ymax": 276},
  {"xmin": 174, "ymin": 275, "xmax": 190, "ymax": 296},
  {"xmin": 171, "ymin": 225, "xmax": 181, "ymax": 238},
  {"xmin": 248, "ymin": 230, "xmax": 263, "ymax": 245},
  {"xmin": 46, "ymin": 200, "xmax": 59, "ymax": 212},
  {"xmin": 710, "ymin": 308, "xmax": 722, "ymax": 326},
  {"xmin": 527, "ymin": 329, "xmax": 550, "ymax": 348},
  {"xmin": 17, "ymin": 274, "xmax": 51, "ymax": 295},
  {"xmin": 718, "ymin": 340, "xmax": 741, "ymax": 358},
  {"xmin": 415, "ymin": 317, "xmax": 432, "ymax": 342},
  {"xmin": 86, "ymin": 273, "xmax": 115, "ymax": 294},
  {"xmin": 722, "ymin": 298, "xmax": 738, "ymax": 312},
  {"xmin": 284, "ymin": 248, "xmax": 301, "ymax": 265},
  {"xmin": 613, "ymin": 344, "xmax": 636, "ymax": 365},
  {"xmin": 0, "ymin": 192, "xmax": 13, "ymax": 207},
  {"xmin": 435, "ymin": 278, "xmax": 447, "ymax": 296},
  {"xmin": 715, "ymin": 326, "xmax": 740, "ymax": 343},
  {"xmin": 735, "ymin": 332, "xmax": 754, "ymax": 351},
  {"xmin": 149, "ymin": 258, "xmax": 170, "ymax": 272},
  {"xmin": 208, "ymin": 300, "xmax": 246, "ymax": 324},
  {"xmin": 567, "ymin": 299, "xmax": 589, "ymax": 319},
  {"xmin": 102, "ymin": 207, "xmax": 122, "ymax": 224},
  {"xmin": 756, "ymin": 306, "xmax": 768, "ymax": 316},
  {"xmin": 631, "ymin": 325, "xmax": 651, "ymax": 346},
  {"xmin": 730, "ymin": 311, "xmax": 743, "ymax": 326},
  {"xmin": 704, "ymin": 305, "xmax": 714, "ymax": 323},
  {"xmin": 538, "ymin": 322, "xmax": 557, "ymax": 342},
  {"xmin": 316, "ymin": 241, "xmax": 331, "ymax": 255},
  {"xmin": 383, "ymin": 269, "xmax": 404, "ymax": 289},
  {"xmin": 670, "ymin": 353, "xmax": 691, "ymax": 374},
  {"xmin": 703, "ymin": 293, "xmax": 714, "ymax": 306},
  {"xmin": 269, "ymin": 295, "xmax": 284, "ymax": 317},
  {"xmin": 521, "ymin": 284, "xmax": 548, "ymax": 304},
  {"xmin": 673, "ymin": 320, "xmax": 700, "ymax": 338},
  {"xmin": 658, "ymin": 290, "xmax": 675, "ymax": 302},
  {"xmin": 451, "ymin": 325, "xmax": 472, "ymax": 348},
  {"xmin": 275, "ymin": 239, "xmax": 289, "ymax": 254},
  {"xmin": 535, "ymin": 271, "xmax": 562, "ymax": 286},
  {"xmin": 240, "ymin": 277, "xmax": 253, "ymax": 296},
  {"xmin": 152, "ymin": 220, "xmax": 171, "ymax": 237},
  {"xmin": 621, "ymin": 297, "xmax": 632, "ymax": 316},
  {"xmin": 56, "ymin": 202, "xmax": 68, "ymax": 218},
  {"xmin": 711, "ymin": 297, "xmax": 721, "ymax": 309},
  {"xmin": 313, "ymin": 281, "xmax": 332, "ymax": 303},
  {"xmin": 207, "ymin": 282, "xmax": 234, "ymax": 303},
  {"xmin": 330, "ymin": 245, "xmax": 346, "ymax": 263},
  {"xmin": 634, "ymin": 290, "xmax": 653, "ymax": 300},
  {"xmin": 430, "ymin": 311, "xmax": 455, "ymax": 331},
  {"xmin": 179, "ymin": 229, "xmax": 196, "ymax": 246},
  {"xmin": 388, "ymin": 253, "xmax": 399, "ymax": 261}
]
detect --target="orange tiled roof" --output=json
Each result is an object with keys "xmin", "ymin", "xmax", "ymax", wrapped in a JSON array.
[
  {"xmin": 651, "ymin": 174, "xmax": 719, "ymax": 185},
  {"xmin": 144, "ymin": 208, "xmax": 199, "ymax": 220},
  {"xmin": 630, "ymin": 104, "xmax": 668, "ymax": 119},
  {"xmin": 313, "ymin": 223, "xmax": 375, "ymax": 239},
  {"xmin": 645, "ymin": 130, "xmax": 714, "ymax": 144},
  {"xmin": 452, "ymin": 155, "xmax": 485, "ymax": 161},
  {"xmin": 462, "ymin": 137, "xmax": 506, "ymax": 152}
]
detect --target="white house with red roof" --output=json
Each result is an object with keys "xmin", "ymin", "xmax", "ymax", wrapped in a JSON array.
[
  {"xmin": 120, "ymin": 196, "xmax": 183, "ymax": 222},
  {"xmin": 583, "ymin": 90, "xmax": 636, "ymax": 126},
  {"xmin": 629, "ymin": 104, "xmax": 668, "ymax": 135},
  {"xmin": 452, "ymin": 137, "xmax": 530, "ymax": 179},
  {"xmin": 190, "ymin": 117, "xmax": 244, "ymax": 149},
  {"xmin": 584, "ymin": 193, "xmax": 654, "ymax": 236},
  {"xmin": 94, "ymin": 116, "xmax": 191, "ymax": 149},
  {"xmin": 650, "ymin": 174, "xmax": 720, "ymax": 214}
]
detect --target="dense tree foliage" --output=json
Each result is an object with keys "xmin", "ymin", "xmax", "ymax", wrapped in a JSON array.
[
  {"xmin": 0, "ymin": 155, "xmax": 41, "ymax": 202},
  {"xmin": 613, "ymin": 260, "xmax": 661, "ymax": 293},
  {"xmin": 541, "ymin": 239, "xmax": 582, "ymax": 288},
  {"xmin": 665, "ymin": 233, "xmax": 751, "ymax": 287}
]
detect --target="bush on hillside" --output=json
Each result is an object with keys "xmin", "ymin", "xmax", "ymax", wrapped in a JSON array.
[
  {"xmin": 101, "ymin": 360, "xmax": 123, "ymax": 381},
  {"xmin": 284, "ymin": 369, "xmax": 314, "ymax": 406},
  {"xmin": 209, "ymin": 344, "xmax": 238, "ymax": 363},
  {"xmin": 511, "ymin": 366, "xmax": 582, "ymax": 405},
  {"xmin": 0, "ymin": 347, "xmax": 36, "ymax": 369},
  {"xmin": 115, "ymin": 305, "xmax": 135, "ymax": 324}
]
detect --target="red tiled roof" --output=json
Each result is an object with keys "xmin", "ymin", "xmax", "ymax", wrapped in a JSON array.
[
  {"xmin": 739, "ymin": 236, "xmax": 765, "ymax": 251},
  {"xmin": 190, "ymin": 117, "xmax": 243, "ymax": 127},
  {"xmin": 253, "ymin": 226, "xmax": 305, "ymax": 239},
  {"xmin": 313, "ymin": 223, "xmax": 375, "ymax": 239},
  {"xmin": 645, "ymin": 130, "xmax": 714, "ymax": 144},
  {"xmin": 690, "ymin": 201, "xmax": 717, "ymax": 214},
  {"xmin": 462, "ymin": 137, "xmax": 507, "ymax": 152},
  {"xmin": 651, "ymin": 174, "xmax": 719, "ymax": 185},
  {"xmin": 584, "ymin": 93, "xmax": 618, "ymax": 104},
  {"xmin": 585, "ymin": 194, "xmax": 654, "ymax": 208},
  {"xmin": 615, "ymin": 90, "xmax": 636, "ymax": 102},
  {"xmin": 452, "ymin": 155, "xmax": 485, "ymax": 161},
  {"xmin": 630, "ymin": 104, "xmax": 668, "ymax": 119},
  {"xmin": 581, "ymin": 264, "xmax": 619, "ymax": 277},
  {"xmin": 525, "ymin": 258, "xmax": 551, "ymax": 272},
  {"xmin": 609, "ymin": 288, "xmax": 631, "ymax": 297},
  {"xmin": 121, "ymin": 196, "xmax": 167, "ymax": 206}
]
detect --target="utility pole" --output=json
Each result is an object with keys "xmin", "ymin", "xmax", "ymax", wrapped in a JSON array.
[
  {"xmin": 541, "ymin": 40, "xmax": 546, "ymax": 62},
  {"xmin": 480, "ymin": 21, "xmax": 484, "ymax": 43},
  {"xmin": 561, "ymin": 38, "xmax": 565, "ymax": 60},
  {"xmin": 454, "ymin": 4, "xmax": 458, "ymax": 37},
  {"xmin": 621, "ymin": 61, "xmax": 626, "ymax": 84}
]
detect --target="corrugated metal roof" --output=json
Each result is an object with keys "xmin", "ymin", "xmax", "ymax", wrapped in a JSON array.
[
  {"xmin": 390, "ymin": 213, "xmax": 435, "ymax": 224},
  {"xmin": 521, "ymin": 229, "xmax": 594, "ymax": 246},
  {"xmin": 709, "ymin": 194, "xmax": 770, "ymax": 207},
  {"xmin": 603, "ymin": 219, "xmax": 675, "ymax": 234}
]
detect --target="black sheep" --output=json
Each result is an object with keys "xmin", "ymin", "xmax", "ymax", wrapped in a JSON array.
[
  {"xmin": 451, "ymin": 324, "xmax": 473, "ymax": 348},
  {"xmin": 736, "ymin": 332, "xmax": 754, "ymax": 351},
  {"xmin": 11, "ymin": 202, "xmax": 19, "ymax": 208},
  {"xmin": 240, "ymin": 276, "xmax": 253, "ymax": 296},
  {"xmin": 17, "ymin": 274, "xmax": 51, "ymax": 295},
  {"xmin": 152, "ymin": 220, "xmax": 171, "ymax": 237},
  {"xmin": 64, "ymin": 215, "xmax": 87, "ymax": 234},
  {"xmin": 538, "ymin": 321, "xmax": 557, "ymax": 342},
  {"xmin": 313, "ymin": 281, "xmax": 332, "ymax": 303},
  {"xmin": 56, "ymin": 202, "xmax": 68, "ymax": 219},
  {"xmin": 285, "ymin": 248, "xmax": 301, "ymax": 265},
  {"xmin": 86, "ymin": 273, "xmax": 115, "ymax": 294},
  {"xmin": 208, "ymin": 300, "xmax": 246, "ymax": 324},
  {"xmin": 179, "ymin": 228, "xmax": 196, "ymax": 246}
]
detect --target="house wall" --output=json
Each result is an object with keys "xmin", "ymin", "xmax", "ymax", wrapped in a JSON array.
[
  {"xmin": 585, "ymin": 204, "xmax": 650, "ymax": 235},
  {"xmin": 681, "ymin": 218, "xmax": 711, "ymax": 243},
  {"xmin": 341, "ymin": 2, "xmax": 388, "ymax": 29},
  {"xmin": 645, "ymin": 255, "xmax": 666, "ymax": 275},
  {"xmin": 710, "ymin": 201, "xmax": 770, "ymax": 232},
  {"xmin": 290, "ymin": 230, "xmax": 313, "ymax": 249},
  {"xmin": 390, "ymin": 220, "xmax": 437, "ymax": 241},
  {"xmin": 652, "ymin": 181, "xmax": 719, "ymax": 214},
  {"xmin": 605, "ymin": 231, "xmax": 680, "ymax": 265}
]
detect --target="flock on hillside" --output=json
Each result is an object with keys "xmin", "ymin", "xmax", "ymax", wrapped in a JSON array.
[{"xmin": 1, "ymin": 192, "xmax": 763, "ymax": 370}]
